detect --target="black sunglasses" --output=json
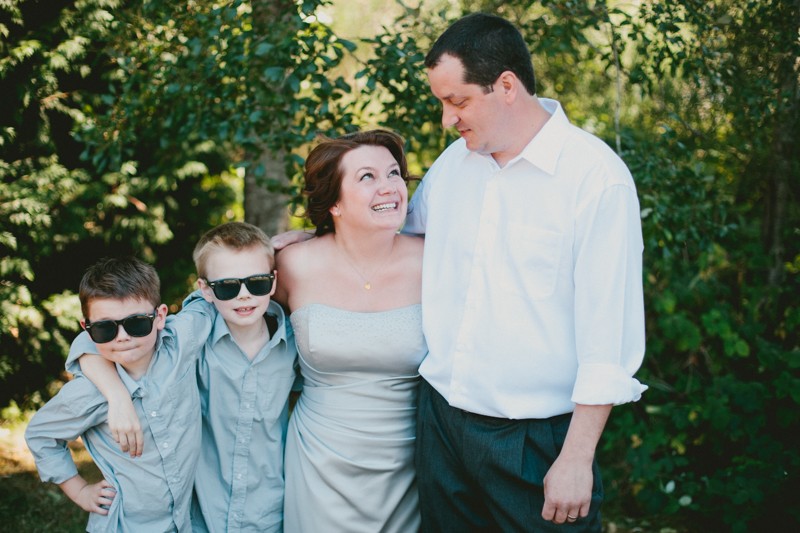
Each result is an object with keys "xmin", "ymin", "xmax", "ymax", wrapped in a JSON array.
[
  {"xmin": 84, "ymin": 309, "xmax": 159, "ymax": 344},
  {"xmin": 204, "ymin": 273, "xmax": 275, "ymax": 301}
]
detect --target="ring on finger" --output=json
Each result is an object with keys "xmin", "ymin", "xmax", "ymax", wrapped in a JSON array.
[{"xmin": 567, "ymin": 514, "xmax": 578, "ymax": 521}]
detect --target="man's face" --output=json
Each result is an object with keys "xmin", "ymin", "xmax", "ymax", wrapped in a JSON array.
[{"xmin": 427, "ymin": 53, "xmax": 509, "ymax": 158}]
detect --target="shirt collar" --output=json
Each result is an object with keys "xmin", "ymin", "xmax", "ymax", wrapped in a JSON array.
[
  {"xmin": 511, "ymin": 98, "xmax": 571, "ymax": 175},
  {"xmin": 115, "ymin": 362, "xmax": 144, "ymax": 397},
  {"xmin": 210, "ymin": 300, "xmax": 288, "ymax": 348}
]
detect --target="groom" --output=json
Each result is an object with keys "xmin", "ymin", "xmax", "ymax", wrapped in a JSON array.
[{"xmin": 402, "ymin": 12, "xmax": 647, "ymax": 531}]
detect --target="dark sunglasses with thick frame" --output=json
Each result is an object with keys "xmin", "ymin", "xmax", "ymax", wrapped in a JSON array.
[
  {"xmin": 84, "ymin": 309, "xmax": 159, "ymax": 344},
  {"xmin": 203, "ymin": 273, "xmax": 275, "ymax": 301}
]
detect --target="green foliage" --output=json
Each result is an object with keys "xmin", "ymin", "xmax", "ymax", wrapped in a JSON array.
[
  {"xmin": 74, "ymin": 0, "xmax": 365, "ymax": 218},
  {"xmin": 2, "ymin": 0, "xmax": 798, "ymax": 529},
  {"xmin": 424, "ymin": 1, "xmax": 799, "ymax": 529},
  {"xmin": 0, "ymin": 0, "xmax": 236, "ymax": 407},
  {"xmin": 358, "ymin": 7, "xmax": 799, "ymax": 530},
  {"xmin": 356, "ymin": 12, "xmax": 455, "ymax": 173},
  {"xmin": 599, "ymin": 2, "xmax": 799, "ymax": 530}
]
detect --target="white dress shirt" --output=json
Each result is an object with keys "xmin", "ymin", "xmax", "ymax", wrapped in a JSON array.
[{"xmin": 404, "ymin": 98, "xmax": 647, "ymax": 419}]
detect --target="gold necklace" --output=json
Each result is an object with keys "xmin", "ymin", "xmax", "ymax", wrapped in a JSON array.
[{"xmin": 335, "ymin": 237, "xmax": 395, "ymax": 291}]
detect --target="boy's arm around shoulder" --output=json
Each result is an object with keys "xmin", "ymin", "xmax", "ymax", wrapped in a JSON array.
[
  {"xmin": 65, "ymin": 329, "xmax": 100, "ymax": 376},
  {"xmin": 156, "ymin": 293, "xmax": 216, "ymax": 368},
  {"xmin": 66, "ymin": 333, "xmax": 129, "ymax": 417},
  {"xmin": 178, "ymin": 289, "xmax": 217, "ymax": 341},
  {"xmin": 67, "ymin": 330, "xmax": 144, "ymax": 457}
]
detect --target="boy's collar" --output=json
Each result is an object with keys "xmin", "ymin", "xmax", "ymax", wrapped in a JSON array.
[
  {"xmin": 210, "ymin": 300, "xmax": 287, "ymax": 346},
  {"xmin": 115, "ymin": 362, "xmax": 146, "ymax": 395}
]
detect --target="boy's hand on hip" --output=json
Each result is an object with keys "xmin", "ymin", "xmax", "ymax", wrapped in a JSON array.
[
  {"xmin": 60, "ymin": 475, "xmax": 117, "ymax": 515},
  {"xmin": 78, "ymin": 479, "xmax": 117, "ymax": 515}
]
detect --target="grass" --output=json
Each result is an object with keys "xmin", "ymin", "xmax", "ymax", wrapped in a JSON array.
[
  {"xmin": 1, "ymin": 413, "xmax": 102, "ymax": 533},
  {"xmin": 2, "ymin": 410, "xmax": 689, "ymax": 533}
]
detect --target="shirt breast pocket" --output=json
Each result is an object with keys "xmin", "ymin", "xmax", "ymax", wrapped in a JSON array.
[
  {"xmin": 502, "ymin": 226, "xmax": 563, "ymax": 300},
  {"xmin": 166, "ymin": 363, "xmax": 201, "ymax": 420},
  {"xmin": 256, "ymin": 370, "xmax": 296, "ymax": 423}
]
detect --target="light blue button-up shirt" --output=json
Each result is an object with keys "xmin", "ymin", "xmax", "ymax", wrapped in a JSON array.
[
  {"xmin": 183, "ymin": 292, "xmax": 298, "ymax": 533},
  {"xmin": 25, "ymin": 302, "xmax": 214, "ymax": 532}
]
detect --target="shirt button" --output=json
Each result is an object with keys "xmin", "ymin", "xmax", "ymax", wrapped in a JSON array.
[
  {"xmin": 151, "ymin": 411, "xmax": 157, "ymax": 417},
  {"xmin": 237, "ymin": 473, "xmax": 243, "ymax": 480},
  {"xmin": 244, "ymin": 403, "xmax": 250, "ymax": 409},
  {"xmin": 162, "ymin": 442, "xmax": 169, "ymax": 448}
]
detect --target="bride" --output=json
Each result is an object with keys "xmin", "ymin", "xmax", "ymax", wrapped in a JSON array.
[{"xmin": 275, "ymin": 129, "xmax": 426, "ymax": 532}]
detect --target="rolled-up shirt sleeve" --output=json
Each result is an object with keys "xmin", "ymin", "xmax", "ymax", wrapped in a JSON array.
[
  {"xmin": 24, "ymin": 380, "xmax": 108, "ymax": 484},
  {"xmin": 571, "ymin": 182, "xmax": 647, "ymax": 405},
  {"xmin": 65, "ymin": 330, "xmax": 96, "ymax": 376}
]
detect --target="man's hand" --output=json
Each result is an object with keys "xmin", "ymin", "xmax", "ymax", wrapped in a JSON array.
[
  {"xmin": 541, "ymin": 452, "xmax": 593, "ymax": 524},
  {"xmin": 60, "ymin": 475, "xmax": 116, "ymax": 515},
  {"xmin": 271, "ymin": 230, "xmax": 314, "ymax": 251},
  {"xmin": 540, "ymin": 404, "xmax": 611, "ymax": 524}
]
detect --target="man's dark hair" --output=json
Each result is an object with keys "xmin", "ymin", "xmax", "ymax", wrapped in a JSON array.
[{"xmin": 425, "ymin": 12, "xmax": 536, "ymax": 95}]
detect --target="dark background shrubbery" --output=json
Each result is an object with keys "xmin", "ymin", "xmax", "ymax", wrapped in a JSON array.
[{"xmin": 2, "ymin": 1, "xmax": 797, "ymax": 530}]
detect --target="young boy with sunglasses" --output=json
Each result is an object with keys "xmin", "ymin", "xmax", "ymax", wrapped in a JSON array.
[
  {"xmin": 63, "ymin": 222, "xmax": 298, "ymax": 532},
  {"xmin": 25, "ymin": 256, "xmax": 215, "ymax": 532}
]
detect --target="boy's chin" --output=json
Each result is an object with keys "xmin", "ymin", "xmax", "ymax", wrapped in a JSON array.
[
  {"xmin": 224, "ymin": 307, "xmax": 267, "ymax": 324},
  {"xmin": 101, "ymin": 345, "xmax": 145, "ymax": 359},
  {"xmin": 106, "ymin": 349, "xmax": 153, "ymax": 369}
]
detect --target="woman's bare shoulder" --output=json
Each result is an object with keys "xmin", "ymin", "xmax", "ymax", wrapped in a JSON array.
[
  {"xmin": 275, "ymin": 235, "xmax": 334, "ymax": 307},
  {"xmin": 397, "ymin": 233, "xmax": 425, "ymax": 256},
  {"xmin": 276, "ymin": 235, "xmax": 332, "ymax": 274}
]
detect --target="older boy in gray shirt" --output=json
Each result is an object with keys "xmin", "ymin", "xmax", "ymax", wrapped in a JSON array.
[{"xmin": 25, "ymin": 257, "xmax": 214, "ymax": 532}]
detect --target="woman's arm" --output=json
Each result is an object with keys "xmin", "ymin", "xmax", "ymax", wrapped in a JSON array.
[{"xmin": 271, "ymin": 229, "xmax": 314, "ymax": 251}]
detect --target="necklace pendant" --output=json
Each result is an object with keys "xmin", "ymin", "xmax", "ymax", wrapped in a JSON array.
[{"xmin": 364, "ymin": 282, "xmax": 371, "ymax": 290}]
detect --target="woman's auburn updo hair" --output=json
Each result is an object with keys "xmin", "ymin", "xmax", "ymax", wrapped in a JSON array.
[{"xmin": 303, "ymin": 129, "xmax": 409, "ymax": 236}]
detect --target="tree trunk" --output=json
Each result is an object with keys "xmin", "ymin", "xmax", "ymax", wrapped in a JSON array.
[
  {"xmin": 244, "ymin": 149, "xmax": 290, "ymax": 237},
  {"xmin": 764, "ymin": 3, "xmax": 800, "ymax": 287},
  {"xmin": 244, "ymin": 0, "xmax": 298, "ymax": 236}
]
